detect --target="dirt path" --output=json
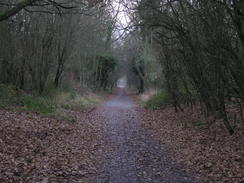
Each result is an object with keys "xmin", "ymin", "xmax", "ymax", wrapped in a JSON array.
[
  {"xmin": 93, "ymin": 91, "xmax": 196, "ymax": 183},
  {"xmin": 0, "ymin": 91, "xmax": 197, "ymax": 183}
]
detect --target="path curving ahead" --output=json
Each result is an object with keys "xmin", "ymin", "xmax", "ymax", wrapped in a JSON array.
[{"xmin": 93, "ymin": 90, "xmax": 196, "ymax": 183}]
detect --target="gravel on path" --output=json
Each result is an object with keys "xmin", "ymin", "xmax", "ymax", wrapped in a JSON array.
[{"xmin": 93, "ymin": 93, "xmax": 196, "ymax": 183}]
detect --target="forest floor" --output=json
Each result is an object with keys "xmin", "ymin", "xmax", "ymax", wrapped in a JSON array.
[
  {"xmin": 140, "ymin": 105, "xmax": 244, "ymax": 183},
  {"xmin": 0, "ymin": 90, "xmax": 243, "ymax": 183}
]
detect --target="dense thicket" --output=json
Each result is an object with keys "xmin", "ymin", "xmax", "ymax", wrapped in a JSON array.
[
  {"xmin": 124, "ymin": 0, "xmax": 244, "ymax": 134},
  {"xmin": 0, "ymin": 0, "xmax": 118, "ymax": 93}
]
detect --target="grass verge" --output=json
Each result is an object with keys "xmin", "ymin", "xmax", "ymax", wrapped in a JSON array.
[{"xmin": 0, "ymin": 84, "xmax": 101, "ymax": 121}]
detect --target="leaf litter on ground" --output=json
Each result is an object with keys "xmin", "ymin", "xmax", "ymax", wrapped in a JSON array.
[
  {"xmin": 140, "ymin": 106, "xmax": 244, "ymax": 183},
  {"xmin": 0, "ymin": 109, "xmax": 108, "ymax": 183}
]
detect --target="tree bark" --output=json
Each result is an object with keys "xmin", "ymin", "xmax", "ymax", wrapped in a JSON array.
[
  {"xmin": 232, "ymin": 0, "xmax": 244, "ymax": 51},
  {"xmin": 0, "ymin": 0, "xmax": 37, "ymax": 22}
]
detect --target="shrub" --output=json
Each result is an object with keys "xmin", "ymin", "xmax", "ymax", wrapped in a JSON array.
[{"xmin": 145, "ymin": 90, "xmax": 172, "ymax": 109}]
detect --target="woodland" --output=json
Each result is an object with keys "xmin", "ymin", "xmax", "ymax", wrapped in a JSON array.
[
  {"xmin": 0, "ymin": 0, "xmax": 243, "ymax": 182},
  {"xmin": 1, "ymin": 0, "xmax": 244, "ymax": 133}
]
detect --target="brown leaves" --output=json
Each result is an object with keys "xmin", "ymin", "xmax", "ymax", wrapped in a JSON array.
[
  {"xmin": 0, "ymin": 109, "xmax": 105, "ymax": 182},
  {"xmin": 140, "ymin": 107, "xmax": 244, "ymax": 183}
]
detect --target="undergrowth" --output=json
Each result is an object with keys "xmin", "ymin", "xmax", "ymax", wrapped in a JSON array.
[
  {"xmin": 0, "ymin": 84, "xmax": 101, "ymax": 121},
  {"xmin": 0, "ymin": 84, "xmax": 19, "ymax": 108},
  {"xmin": 145, "ymin": 90, "xmax": 172, "ymax": 109}
]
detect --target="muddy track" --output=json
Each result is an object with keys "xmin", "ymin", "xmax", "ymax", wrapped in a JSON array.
[{"xmin": 93, "ymin": 92, "xmax": 196, "ymax": 183}]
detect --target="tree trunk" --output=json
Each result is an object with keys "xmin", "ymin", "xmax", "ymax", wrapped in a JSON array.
[
  {"xmin": 232, "ymin": 0, "xmax": 244, "ymax": 52},
  {"xmin": 138, "ymin": 77, "xmax": 144, "ymax": 94},
  {"xmin": 54, "ymin": 60, "xmax": 64, "ymax": 88}
]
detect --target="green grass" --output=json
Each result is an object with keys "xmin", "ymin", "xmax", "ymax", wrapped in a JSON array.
[
  {"xmin": 0, "ymin": 84, "xmax": 19, "ymax": 108},
  {"xmin": 0, "ymin": 84, "xmax": 101, "ymax": 121},
  {"xmin": 22, "ymin": 95, "xmax": 56, "ymax": 115},
  {"xmin": 145, "ymin": 90, "xmax": 172, "ymax": 110},
  {"xmin": 52, "ymin": 91, "xmax": 100, "ymax": 110}
]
